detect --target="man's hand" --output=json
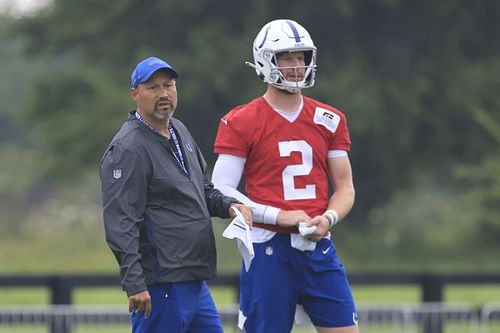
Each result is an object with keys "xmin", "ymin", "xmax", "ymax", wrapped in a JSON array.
[
  {"xmin": 277, "ymin": 210, "xmax": 311, "ymax": 228},
  {"xmin": 303, "ymin": 215, "xmax": 330, "ymax": 242},
  {"xmin": 128, "ymin": 291, "xmax": 152, "ymax": 319},
  {"xmin": 230, "ymin": 203, "xmax": 253, "ymax": 229}
]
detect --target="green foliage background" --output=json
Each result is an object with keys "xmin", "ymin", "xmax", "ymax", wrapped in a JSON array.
[{"xmin": 0, "ymin": 0, "xmax": 499, "ymax": 274}]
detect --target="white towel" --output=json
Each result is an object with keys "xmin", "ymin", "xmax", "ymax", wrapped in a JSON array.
[
  {"xmin": 222, "ymin": 207, "xmax": 255, "ymax": 271},
  {"xmin": 291, "ymin": 222, "xmax": 317, "ymax": 251},
  {"xmin": 298, "ymin": 222, "xmax": 316, "ymax": 236}
]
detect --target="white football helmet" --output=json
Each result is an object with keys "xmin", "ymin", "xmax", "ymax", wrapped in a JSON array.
[{"xmin": 248, "ymin": 19, "xmax": 317, "ymax": 93}]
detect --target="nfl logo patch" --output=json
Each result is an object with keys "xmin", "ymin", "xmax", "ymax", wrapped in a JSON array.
[{"xmin": 113, "ymin": 169, "xmax": 122, "ymax": 179}]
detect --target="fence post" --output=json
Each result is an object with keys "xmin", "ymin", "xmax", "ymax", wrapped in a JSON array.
[
  {"xmin": 421, "ymin": 274, "xmax": 444, "ymax": 333},
  {"xmin": 49, "ymin": 276, "xmax": 73, "ymax": 333}
]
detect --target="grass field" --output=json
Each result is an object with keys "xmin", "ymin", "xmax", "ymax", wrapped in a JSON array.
[{"xmin": 3, "ymin": 283, "xmax": 500, "ymax": 306}]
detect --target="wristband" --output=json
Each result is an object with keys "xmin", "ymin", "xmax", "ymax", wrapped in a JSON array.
[
  {"xmin": 323, "ymin": 209, "xmax": 339, "ymax": 229},
  {"xmin": 262, "ymin": 205, "xmax": 280, "ymax": 225}
]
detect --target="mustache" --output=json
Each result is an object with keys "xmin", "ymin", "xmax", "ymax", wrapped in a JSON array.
[{"xmin": 156, "ymin": 98, "xmax": 171, "ymax": 104}]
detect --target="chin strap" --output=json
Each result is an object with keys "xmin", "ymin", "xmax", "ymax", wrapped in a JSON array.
[
  {"xmin": 282, "ymin": 86, "xmax": 301, "ymax": 94},
  {"xmin": 245, "ymin": 61, "xmax": 257, "ymax": 69}
]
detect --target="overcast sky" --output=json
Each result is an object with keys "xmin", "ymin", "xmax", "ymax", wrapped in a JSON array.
[{"xmin": 0, "ymin": 0, "xmax": 50, "ymax": 15}]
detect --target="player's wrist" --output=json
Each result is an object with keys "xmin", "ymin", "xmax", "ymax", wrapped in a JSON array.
[
  {"xmin": 323, "ymin": 209, "xmax": 339, "ymax": 229},
  {"xmin": 320, "ymin": 215, "xmax": 330, "ymax": 229},
  {"xmin": 263, "ymin": 205, "xmax": 280, "ymax": 225}
]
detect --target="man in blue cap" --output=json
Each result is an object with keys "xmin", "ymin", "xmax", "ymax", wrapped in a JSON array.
[{"xmin": 100, "ymin": 56, "xmax": 253, "ymax": 333}]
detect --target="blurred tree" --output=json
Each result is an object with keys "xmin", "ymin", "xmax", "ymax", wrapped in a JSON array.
[
  {"xmin": 455, "ymin": 106, "xmax": 500, "ymax": 240},
  {"xmin": 0, "ymin": 14, "xmax": 51, "ymax": 235},
  {"xmin": 2, "ymin": 0, "xmax": 500, "ymax": 269},
  {"xmin": 12, "ymin": 0, "xmax": 499, "ymax": 187}
]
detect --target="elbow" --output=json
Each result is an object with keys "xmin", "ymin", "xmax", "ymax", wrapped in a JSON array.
[
  {"xmin": 213, "ymin": 182, "xmax": 233, "ymax": 196},
  {"xmin": 341, "ymin": 185, "xmax": 355, "ymax": 208},
  {"xmin": 349, "ymin": 186, "xmax": 356, "ymax": 206}
]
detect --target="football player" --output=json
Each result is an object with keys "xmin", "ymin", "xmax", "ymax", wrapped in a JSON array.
[{"xmin": 212, "ymin": 19, "xmax": 360, "ymax": 333}]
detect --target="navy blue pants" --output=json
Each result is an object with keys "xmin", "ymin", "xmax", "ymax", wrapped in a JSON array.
[{"xmin": 131, "ymin": 281, "xmax": 223, "ymax": 333}]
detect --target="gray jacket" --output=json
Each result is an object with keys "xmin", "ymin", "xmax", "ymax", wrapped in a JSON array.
[{"xmin": 100, "ymin": 112, "xmax": 238, "ymax": 296}]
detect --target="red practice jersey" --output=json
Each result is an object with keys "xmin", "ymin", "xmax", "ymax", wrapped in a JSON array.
[{"xmin": 214, "ymin": 96, "xmax": 351, "ymax": 231}]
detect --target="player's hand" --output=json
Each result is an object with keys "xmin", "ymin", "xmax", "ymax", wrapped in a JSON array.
[
  {"xmin": 303, "ymin": 215, "xmax": 330, "ymax": 242},
  {"xmin": 277, "ymin": 210, "xmax": 311, "ymax": 228},
  {"xmin": 128, "ymin": 291, "xmax": 152, "ymax": 319},
  {"xmin": 230, "ymin": 204, "xmax": 253, "ymax": 229}
]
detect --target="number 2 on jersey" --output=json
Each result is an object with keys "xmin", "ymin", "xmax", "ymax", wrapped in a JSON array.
[{"xmin": 278, "ymin": 140, "xmax": 316, "ymax": 200}]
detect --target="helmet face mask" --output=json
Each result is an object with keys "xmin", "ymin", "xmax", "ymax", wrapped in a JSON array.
[{"xmin": 251, "ymin": 19, "xmax": 317, "ymax": 93}]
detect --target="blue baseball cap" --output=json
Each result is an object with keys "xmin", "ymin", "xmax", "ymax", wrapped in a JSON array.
[{"xmin": 130, "ymin": 56, "xmax": 179, "ymax": 88}]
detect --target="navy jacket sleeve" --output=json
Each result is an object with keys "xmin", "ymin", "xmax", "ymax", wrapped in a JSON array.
[{"xmin": 100, "ymin": 143, "xmax": 149, "ymax": 296}]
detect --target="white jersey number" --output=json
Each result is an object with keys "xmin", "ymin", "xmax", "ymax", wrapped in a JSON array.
[{"xmin": 278, "ymin": 140, "xmax": 316, "ymax": 200}]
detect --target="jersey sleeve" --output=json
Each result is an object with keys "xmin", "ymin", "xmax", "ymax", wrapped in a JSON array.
[
  {"xmin": 330, "ymin": 111, "xmax": 351, "ymax": 151},
  {"xmin": 214, "ymin": 107, "xmax": 251, "ymax": 158}
]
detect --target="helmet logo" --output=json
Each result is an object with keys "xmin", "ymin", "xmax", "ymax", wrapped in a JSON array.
[
  {"xmin": 285, "ymin": 20, "xmax": 302, "ymax": 42},
  {"xmin": 257, "ymin": 26, "xmax": 271, "ymax": 49}
]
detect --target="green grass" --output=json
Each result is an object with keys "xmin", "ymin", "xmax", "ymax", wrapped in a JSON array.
[
  {"xmin": 73, "ymin": 287, "xmax": 124, "ymax": 305},
  {"xmin": 353, "ymin": 285, "xmax": 421, "ymax": 304},
  {"xmin": 2, "ymin": 284, "xmax": 500, "ymax": 306},
  {"xmin": 0, "ymin": 288, "xmax": 50, "ymax": 305},
  {"xmin": 446, "ymin": 284, "xmax": 500, "ymax": 307}
]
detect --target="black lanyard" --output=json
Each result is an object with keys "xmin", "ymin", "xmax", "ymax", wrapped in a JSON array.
[{"xmin": 135, "ymin": 112, "xmax": 189, "ymax": 175}]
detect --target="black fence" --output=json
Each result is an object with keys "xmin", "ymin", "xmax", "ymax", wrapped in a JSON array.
[
  {"xmin": 0, "ymin": 274, "xmax": 240, "ymax": 305},
  {"xmin": 1, "ymin": 272, "xmax": 500, "ymax": 333}
]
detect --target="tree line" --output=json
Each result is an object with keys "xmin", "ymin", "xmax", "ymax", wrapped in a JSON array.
[{"xmin": 1, "ymin": 0, "xmax": 499, "ymax": 271}]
